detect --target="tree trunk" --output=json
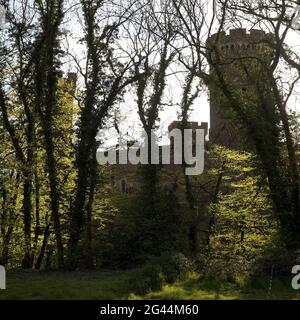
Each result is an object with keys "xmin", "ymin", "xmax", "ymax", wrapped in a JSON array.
[
  {"xmin": 83, "ymin": 143, "xmax": 97, "ymax": 270},
  {"xmin": 33, "ymin": 0, "xmax": 65, "ymax": 269},
  {"xmin": 34, "ymin": 222, "xmax": 51, "ymax": 270},
  {"xmin": 32, "ymin": 170, "xmax": 41, "ymax": 261},
  {"xmin": 44, "ymin": 124, "xmax": 64, "ymax": 269},
  {"xmin": 67, "ymin": 132, "xmax": 94, "ymax": 270},
  {"xmin": 21, "ymin": 172, "xmax": 33, "ymax": 268}
]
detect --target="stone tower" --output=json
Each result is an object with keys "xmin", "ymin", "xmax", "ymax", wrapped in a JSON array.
[{"xmin": 206, "ymin": 28, "xmax": 273, "ymax": 148}]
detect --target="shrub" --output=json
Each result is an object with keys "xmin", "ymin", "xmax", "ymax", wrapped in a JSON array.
[
  {"xmin": 129, "ymin": 263, "xmax": 165, "ymax": 295},
  {"xmin": 159, "ymin": 252, "xmax": 194, "ymax": 284}
]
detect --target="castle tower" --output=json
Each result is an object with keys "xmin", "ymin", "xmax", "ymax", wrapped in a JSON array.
[{"xmin": 206, "ymin": 28, "xmax": 273, "ymax": 148}]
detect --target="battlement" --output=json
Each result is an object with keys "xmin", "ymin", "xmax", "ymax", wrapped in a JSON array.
[
  {"xmin": 229, "ymin": 28, "xmax": 266, "ymax": 38},
  {"xmin": 207, "ymin": 28, "xmax": 270, "ymax": 44},
  {"xmin": 207, "ymin": 28, "xmax": 273, "ymax": 62}
]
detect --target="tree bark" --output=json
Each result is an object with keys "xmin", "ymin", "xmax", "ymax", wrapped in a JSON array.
[
  {"xmin": 83, "ymin": 142, "xmax": 97, "ymax": 270},
  {"xmin": 34, "ymin": 0, "xmax": 65, "ymax": 269},
  {"xmin": 34, "ymin": 222, "xmax": 51, "ymax": 270}
]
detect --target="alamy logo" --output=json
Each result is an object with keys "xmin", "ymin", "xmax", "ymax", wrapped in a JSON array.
[
  {"xmin": 291, "ymin": 265, "xmax": 300, "ymax": 290},
  {"xmin": 96, "ymin": 128, "xmax": 205, "ymax": 176},
  {"xmin": 0, "ymin": 265, "xmax": 6, "ymax": 290}
]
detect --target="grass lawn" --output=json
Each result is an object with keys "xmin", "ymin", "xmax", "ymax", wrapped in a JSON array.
[{"xmin": 0, "ymin": 270, "xmax": 299, "ymax": 300}]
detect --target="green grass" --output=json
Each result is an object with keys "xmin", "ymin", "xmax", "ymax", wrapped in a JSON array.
[
  {"xmin": 0, "ymin": 270, "xmax": 299, "ymax": 300},
  {"xmin": 134, "ymin": 274, "xmax": 300, "ymax": 300},
  {"xmin": 0, "ymin": 270, "xmax": 132, "ymax": 300}
]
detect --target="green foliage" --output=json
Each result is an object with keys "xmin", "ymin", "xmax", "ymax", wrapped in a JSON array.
[
  {"xmin": 129, "ymin": 251, "xmax": 194, "ymax": 295},
  {"xmin": 129, "ymin": 263, "xmax": 164, "ymax": 295},
  {"xmin": 158, "ymin": 251, "xmax": 194, "ymax": 284},
  {"xmin": 200, "ymin": 146, "xmax": 278, "ymax": 281},
  {"xmin": 95, "ymin": 169, "xmax": 192, "ymax": 268}
]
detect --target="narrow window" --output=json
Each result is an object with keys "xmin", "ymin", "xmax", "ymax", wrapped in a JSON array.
[{"xmin": 121, "ymin": 179, "xmax": 127, "ymax": 194}]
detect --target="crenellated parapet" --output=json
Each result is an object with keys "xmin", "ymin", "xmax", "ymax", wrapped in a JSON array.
[{"xmin": 206, "ymin": 28, "xmax": 273, "ymax": 64}]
